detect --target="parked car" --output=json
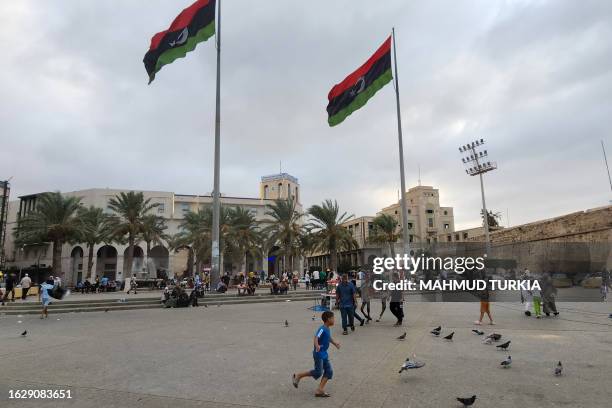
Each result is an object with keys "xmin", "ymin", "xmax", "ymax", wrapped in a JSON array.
[
  {"xmin": 551, "ymin": 273, "xmax": 572, "ymax": 288},
  {"xmin": 581, "ymin": 272, "xmax": 602, "ymax": 289}
]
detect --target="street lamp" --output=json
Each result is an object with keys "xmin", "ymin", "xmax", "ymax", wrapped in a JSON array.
[{"xmin": 458, "ymin": 139, "xmax": 497, "ymax": 255}]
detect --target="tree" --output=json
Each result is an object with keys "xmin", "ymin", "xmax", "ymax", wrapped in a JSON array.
[
  {"xmin": 76, "ymin": 206, "xmax": 112, "ymax": 280},
  {"xmin": 141, "ymin": 214, "xmax": 168, "ymax": 276},
  {"xmin": 107, "ymin": 192, "xmax": 159, "ymax": 277},
  {"xmin": 226, "ymin": 207, "xmax": 261, "ymax": 273},
  {"xmin": 307, "ymin": 199, "xmax": 357, "ymax": 272},
  {"xmin": 481, "ymin": 210, "xmax": 502, "ymax": 229},
  {"xmin": 368, "ymin": 213, "xmax": 400, "ymax": 258},
  {"xmin": 261, "ymin": 198, "xmax": 305, "ymax": 276},
  {"xmin": 16, "ymin": 192, "xmax": 82, "ymax": 279}
]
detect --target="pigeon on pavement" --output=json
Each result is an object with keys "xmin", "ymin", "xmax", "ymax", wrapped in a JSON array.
[
  {"xmin": 398, "ymin": 355, "xmax": 425, "ymax": 373},
  {"xmin": 285, "ymin": 320, "xmax": 289, "ymax": 327},
  {"xmin": 104, "ymin": 308, "xmax": 109, "ymax": 313},
  {"xmin": 482, "ymin": 337, "xmax": 493, "ymax": 345},
  {"xmin": 443, "ymin": 332, "xmax": 454, "ymax": 340},
  {"xmin": 397, "ymin": 332, "xmax": 407, "ymax": 340},
  {"xmin": 433, "ymin": 325, "xmax": 441, "ymax": 332},
  {"xmin": 456, "ymin": 395, "xmax": 477, "ymax": 407},
  {"xmin": 430, "ymin": 329, "xmax": 441, "ymax": 336},
  {"xmin": 500, "ymin": 356, "xmax": 512, "ymax": 368},
  {"xmin": 472, "ymin": 329, "xmax": 484, "ymax": 335},
  {"xmin": 496, "ymin": 340, "xmax": 511, "ymax": 350},
  {"xmin": 554, "ymin": 361, "xmax": 563, "ymax": 376},
  {"xmin": 21, "ymin": 330, "xmax": 27, "ymax": 337},
  {"xmin": 486, "ymin": 333, "xmax": 502, "ymax": 341}
]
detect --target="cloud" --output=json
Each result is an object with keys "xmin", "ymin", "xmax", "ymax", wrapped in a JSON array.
[{"xmin": 0, "ymin": 0, "xmax": 610, "ymax": 232}]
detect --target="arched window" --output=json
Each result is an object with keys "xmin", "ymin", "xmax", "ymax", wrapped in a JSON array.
[
  {"xmin": 263, "ymin": 185, "xmax": 269, "ymax": 199},
  {"xmin": 295, "ymin": 186, "xmax": 298, "ymax": 202},
  {"xmin": 287, "ymin": 184, "xmax": 291, "ymax": 199},
  {"xmin": 278, "ymin": 183, "xmax": 283, "ymax": 198}
]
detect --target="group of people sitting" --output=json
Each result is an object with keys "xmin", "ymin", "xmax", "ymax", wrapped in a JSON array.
[
  {"xmin": 161, "ymin": 284, "xmax": 200, "ymax": 308},
  {"xmin": 75, "ymin": 276, "xmax": 118, "ymax": 293}
]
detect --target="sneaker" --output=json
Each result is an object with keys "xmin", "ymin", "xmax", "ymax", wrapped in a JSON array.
[
  {"xmin": 554, "ymin": 312, "xmax": 559, "ymax": 316},
  {"xmin": 350, "ymin": 325, "xmax": 355, "ymax": 331},
  {"xmin": 474, "ymin": 321, "xmax": 482, "ymax": 325},
  {"xmin": 489, "ymin": 321, "xmax": 495, "ymax": 325},
  {"xmin": 360, "ymin": 320, "xmax": 365, "ymax": 327},
  {"xmin": 292, "ymin": 374, "xmax": 299, "ymax": 389},
  {"xmin": 342, "ymin": 330, "xmax": 348, "ymax": 335},
  {"xmin": 536, "ymin": 315, "xmax": 541, "ymax": 319},
  {"xmin": 525, "ymin": 311, "xmax": 531, "ymax": 316}
]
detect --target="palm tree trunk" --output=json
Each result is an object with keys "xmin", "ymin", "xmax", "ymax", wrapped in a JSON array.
[
  {"xmin": 146, "ymin": 240, "xmax": 151, "ymax": 277},
  {"xmin": 126, "ymin": 234, "xmax": 135, "ymax": 277},
  {"xmin": 87, "ymin": 243, "xmax": 95, "ymax": 279},
  {"xmin": 330, "ymin": 249, "xmax": 337, "ymax": 273},
  {"xmin": 242, "ymin": 252, "xmax": 247, "ymax": 273},
  {"xmin": 52, "ymin": 239, "xmax": 63, "ymax": 280}
]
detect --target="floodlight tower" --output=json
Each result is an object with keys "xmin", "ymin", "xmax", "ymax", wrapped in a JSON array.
[{"xmin": 458, "ymin": 139, "xmax": 497, "ymax": 255}]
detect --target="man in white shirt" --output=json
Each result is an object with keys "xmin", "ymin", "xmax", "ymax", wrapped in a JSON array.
[
  {"xmin": 20, "ymin": 273, "xmax": 32, "ymax": 300},
  {"xmin": 313, "ymin": 270, "xmax": 320, "ymax": 290}
]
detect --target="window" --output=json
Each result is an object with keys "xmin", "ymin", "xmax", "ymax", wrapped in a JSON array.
[
  {"xmin": 444, "ymin": 223, "xmax": 449, "ymax": 229},
  {"xmin": 263, "ymin": 185, "xmax": 269, "ymax": 199},
  {"xmin": 181, "ymin": 203, "xmax": 190, "ymax": 213},
  {"xmin": 407, "ymin": 223, "xmax": 413, "ymax": 229},
  {"xmin": 426, "ymin": 209, "xmax": 434, "ymax": 214},
  {"xmin": 295, "ymin": 186, "xmax": 298, "ymax": 202},
  {"xmin": 278, "ymin": 183, "xmax": 283, "ymax": 197},
  {"xmin": 455, "ymin": 234, "xmax": 460, "ymax": 241},
  {"xmin": 368, "ymin": 223, "xmax": 373, "ymax": 229},
  {"xmin": 287, "ymin": 184, "xmax": 290, "ymax": 198},
  {"xmin": 409, "ymin": 235, "xmax": 413, "ymax": 242},
  {"xmin": 428, "ymin": 218, "xmax": 434, "ymax": 228},
  {"xmin": 444, "ymin": 210, "xmax": 448, "ymax": 215},
  {"xmin": 394, "ymin": 210, "xmax": 398, "ymax": 214},
  {"xmin": 157, "ymin": 203, "xmax": 165, "ymax": 213},
  {"xmin": 408, "ymin": 209, "xmax": 411, "ymax": 214},
  {"xmin": 463, "ymin": 232, "xmax": 468, "ymax": 239},
  {"xmin": 447, "ymin": 235, "xmax": 451, "ymax": 242}
]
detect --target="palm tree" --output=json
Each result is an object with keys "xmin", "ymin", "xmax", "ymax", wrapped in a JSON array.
[
  {"xmin": 261, "ymin": 198, "xmax": 305, "ymax": 276},
  {"xmin": 107, "ymin": 192, "xmax": 159, "ymax": 276},
  {"xmin": 141, "ymin": 214, "xmax": 168, "ymax": 276},
  {"xmin": 16, "ymin": 192, "xmax": 82, "ymax": 279},
  {"xmin": 368, "ymin": 213, "xmax": 400, "ymax": 258},
  {"xmin": 227, "ymin": 207, "xmax": 261, "ymax": 273},
  {"xmin": 307, "ymin": 199, "xmax": 357, "ymax": 272},
  {"xmin": 76, "ymin": 206, "xmax": 112, "ymax": 280}
]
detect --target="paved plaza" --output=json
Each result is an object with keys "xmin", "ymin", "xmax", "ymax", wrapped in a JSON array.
[{"xmin": 1, "ymin": 299, "xmax": 611, "ymax": 408}]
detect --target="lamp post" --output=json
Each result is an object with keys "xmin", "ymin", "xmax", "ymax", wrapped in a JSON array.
[{"xmin": 458, "ymin": 139, "xmax": 497, "ymax": 255}]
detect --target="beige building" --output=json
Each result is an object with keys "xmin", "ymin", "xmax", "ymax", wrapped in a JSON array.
[
  {"xmin": 3, "ymin": 173, "xmax": 301, "ymax": 285},
  {"xmin": 308, "ymin": 185, "xmax": 456, "ymax": 270}
]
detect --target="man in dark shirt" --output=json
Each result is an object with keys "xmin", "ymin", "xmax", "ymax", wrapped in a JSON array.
[
  {"xmin": 2, "ymin": 273, "xmax": 16, "ymax": 304},
  {"xmin": 336, "ymin": 274, "xmax": 357, "ymax": 335},
  {"xmin": 389, "ymin": 273, "xmax": 404, "ymax": 326}
]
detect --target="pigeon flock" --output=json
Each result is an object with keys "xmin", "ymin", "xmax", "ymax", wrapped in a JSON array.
[{"xmin": 398, "ymin": 325, "xmax": 565, "ymax": 406}]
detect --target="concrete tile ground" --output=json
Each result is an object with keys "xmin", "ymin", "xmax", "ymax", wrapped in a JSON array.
[{"xmin": 1, "ymin": 300, "xmax": 610, "ymax": 408}]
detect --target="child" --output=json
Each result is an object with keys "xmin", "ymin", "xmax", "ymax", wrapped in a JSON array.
[
  {"xmin": 474, "ymin": 284, "xmax": 494, "ymax": 325},
  {"xmin": 38, "ymin": 278, "xmax": 55, "ymax": 319},
  {"xmin": 292, "ymin": 311, "xmax": 340, "ymax": 398},
  {"xmin": 532, "ymin": 282, "xmax": 542, "ymax": 318}
]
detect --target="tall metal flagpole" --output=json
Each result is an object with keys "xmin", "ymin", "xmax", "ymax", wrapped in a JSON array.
[
  {"xmin": 602, "ymin": 140, "xmax": 612, "ymax": 195},
  {"xmin": 211, "ymin": 0, "xmax": 222, "ymax": 286},
  {"xmin": 392, "ymin": 28, "xmax": 411, "ymax": 263}
]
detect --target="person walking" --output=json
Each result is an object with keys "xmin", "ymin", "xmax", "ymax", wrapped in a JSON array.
[
  {"xmin": 520, "ymin": 269, "xmax": 533, "ymax": 316},
  {"xmin": 360, "ymin": 273, "xmax": 372, "ymax": 323},
  {"xmin": 127, "ymin": 275, "xmax": 138, "ymax": 294},
  {"xmin": 2, "ymin": 273, "xmax": 16, "ymax": 304},
  {"xmin": 541, "ymin": 273, "xmax": 559, "ymax": 316},
  {"xmin": 292, "ymin": 311, "xmax": 340, "ymax": 398},
  {"xmin": 474, "ymin": 282, "xmax": 494, "ymax": 325},
  {"xmin": 38, "ymin": 277, "xmax": 55, "ymax": 319},
  {"xmin": 312, "ymin": 270, "xmax": 319, "ymax": 290},
  {"xmin": 601, "ymin": 268, "xmax": 611, "ymax": 302},
  {"xmin": 389, "ymin": 273, "xmax": 404, "ymax": 326},
  {"xmin": 336, "ymin": 274, "xmax": 357, "ymax": 335},
  {"xmin": 305, "ymin": 272, "xmax": 311, "ymax": 290},
  {"xmin": 19, "ymin": 274, "xmax": 32, "ymax": 300}
]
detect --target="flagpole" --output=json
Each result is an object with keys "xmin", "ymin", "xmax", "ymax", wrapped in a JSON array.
[
  {"xmin": 211, "ymin": 0, "xmax": 222, "ymax": 286},
  {"xmin": 392, "ymin": 27, "xmax": 411, "ymax": 264}
]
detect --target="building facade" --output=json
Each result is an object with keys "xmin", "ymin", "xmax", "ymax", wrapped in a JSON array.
[{"xmin": 3, "ymin": 174, "xmax": 301, "ymax": 286}]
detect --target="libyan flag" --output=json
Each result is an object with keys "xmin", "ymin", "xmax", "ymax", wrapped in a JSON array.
[
  {"xmin": 143, "ymin": 0, "xmax": 216, "ymax": 84},
  {"xmin": 326, "ymin": 36, "xmax": 392, "ymax": 126}
]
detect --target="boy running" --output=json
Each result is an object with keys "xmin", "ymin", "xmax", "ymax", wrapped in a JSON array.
[{"xmin": 292, "ymin": 311, "xmax": 340, "ymax": 397}]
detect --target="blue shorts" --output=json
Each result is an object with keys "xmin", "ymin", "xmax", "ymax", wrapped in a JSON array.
[
  {"xmin": 310, "ymin": 352, "xmax": 333, "ymax": 380},
  {"xmin": 42, "ymin": 298, "xmax": 51, "ymax": 307}
]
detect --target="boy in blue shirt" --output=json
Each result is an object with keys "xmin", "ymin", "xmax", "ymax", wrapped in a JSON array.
[{"xmin": 292, "ymin": 311, "xmax": 340, "ymax": 397}]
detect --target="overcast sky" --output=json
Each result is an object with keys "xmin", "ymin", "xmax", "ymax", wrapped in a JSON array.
[{"xmin": 1, "ymin": 0, "xmax": 611, "ymax": 230}]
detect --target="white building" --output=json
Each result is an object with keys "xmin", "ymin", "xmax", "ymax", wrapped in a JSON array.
[{"xmin": 2, "ymin": 173, "xmax": 301, "ymax": 285}]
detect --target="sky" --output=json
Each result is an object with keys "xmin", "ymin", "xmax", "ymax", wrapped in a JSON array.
[{"xmin": 1, "ymin": 0, "xmax": 611, "ymax": 230}]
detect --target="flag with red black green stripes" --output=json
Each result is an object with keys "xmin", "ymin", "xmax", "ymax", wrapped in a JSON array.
[
  {"xmin": 326, "ymin": 36, "xmax": 392, "ymax": 126},
  {"xmin": 143, "ymin": 0, "xmax": 216, "ymax": 84}
]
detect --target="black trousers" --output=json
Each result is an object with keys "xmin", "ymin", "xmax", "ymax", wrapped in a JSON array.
[
  {"xmin": 21, "ymin": 287, "xmax": 30, "ymax": 300},
  {"xmin": 390, "ymin": 302, "xmax": 404, "ymax": 322}
]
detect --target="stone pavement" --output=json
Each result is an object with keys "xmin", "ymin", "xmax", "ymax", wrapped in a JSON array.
[{"xmin": 0, "ymin": 300, "xmax": 610, "ymax": 408}]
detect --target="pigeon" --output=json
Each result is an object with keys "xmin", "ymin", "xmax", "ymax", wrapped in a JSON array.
[
  {"xmin": 471, "ymin": 329, "xmax": 484, "ymax": 335},
  {"xmin": 457, "ymin": 395, "xmax": 477, "ymax": 407},
  {"xmin": 443, "ymin": 332, "xmax": 454, "ymax": 340},
  {"xmin": 482, "ymin": 337, "xmax": 493, "ymax": 345},
  {"xmin": 398, "ymin": 355, "xmax": 425, "ymax": 373},
  {"xmin": 486, "ymin": 333, "xmax": 502, "ymax": 341},
  {"xmin": 397, "ymin": 332, "xmax": 407, "ymax": 340},
  {"xmin": 496, "ymin": 340, "xmax": 511, "ymax": 350},
  {"xmin": 554, "ymin": 361, "xmax": 563, "ymax": 376},
  {"xmin": 204, "ymin": 304, "xmax": 208, "ymax": 308},
  {"xmin": 104, "ymin": 308, "xmax": 109, "ymax": 313},
  {"xmin": 609, "ymin": 313, "xmax": 612, "ymax": 319},
  {"xmin": 433, "ymin": 326, "xmax": 441, "ymax": 332},
  {"xmin": 500, "ymin": 355, "xmax": 512, "ymax": 368},
  {"xmin": 430, "ymin": 330, "xmax": 441, "ymax": 337},
  {"xmin": 21, "ymin": 330, "xmax": 27, "ymax": 337},
  {"xmin": 285, "ymin": 320, "xmax": 289, "ymax": 327}
]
